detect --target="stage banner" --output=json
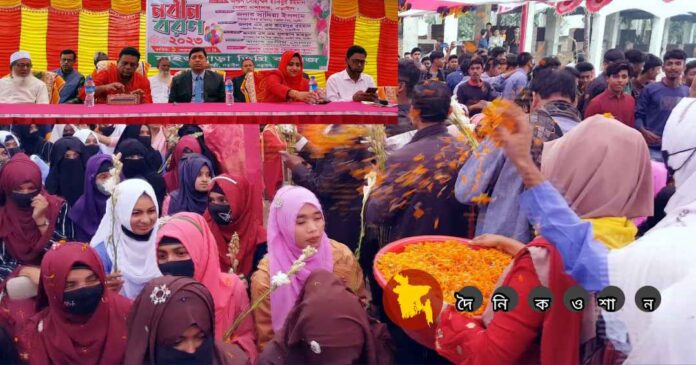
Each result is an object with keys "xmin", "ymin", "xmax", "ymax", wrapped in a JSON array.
[{"xmin": 146, "ymin": 0, "xmax": 331, "ymax": 70}]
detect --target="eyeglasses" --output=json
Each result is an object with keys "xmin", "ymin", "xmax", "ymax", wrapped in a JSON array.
[
  {"xmin": 662, "ymin": 147, "xmax": 696, "ymax": 177},
  {"xmin": 14, "ymin": 63, "xmax": 32, "ymax": 69}
]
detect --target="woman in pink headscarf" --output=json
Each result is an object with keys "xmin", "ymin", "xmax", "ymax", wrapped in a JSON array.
[
  {"xmin": 250, "ymin": 185, "xmax": 366, "ymax": 351},
  {"xmin": 155, "ymin": 212, "xmax": 257, "ymax": 363}
]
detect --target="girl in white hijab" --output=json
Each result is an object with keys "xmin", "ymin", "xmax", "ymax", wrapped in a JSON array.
[
  {"xmin": 73, "ymin": 128, "xmax": 107, "ymax": 156},
  {"xmin": 48, "ymin": 124, "xmax": 79, "ymax": 143},
  {"xmin": 90, "ymin": 178, "xmax": 161, "ymax": 299}
]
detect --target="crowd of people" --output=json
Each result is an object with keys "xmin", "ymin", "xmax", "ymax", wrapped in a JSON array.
[{"xmin": 1, "ymin": 27, "xmax": 696, "ymax": 365}]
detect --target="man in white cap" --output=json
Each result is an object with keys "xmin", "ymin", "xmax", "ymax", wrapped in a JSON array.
[{"xmin": 0, "ymin": 51, "xmax": 49, "ymax": 104}]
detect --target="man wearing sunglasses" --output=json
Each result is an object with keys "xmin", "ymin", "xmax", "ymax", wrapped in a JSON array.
[
  {"xmin": 0, "ymin": 51, "xmax": 49, "ymax": 104},
  {"xmin": 80, "ymin": 47, "xmax": 152, "ymax": 104}
]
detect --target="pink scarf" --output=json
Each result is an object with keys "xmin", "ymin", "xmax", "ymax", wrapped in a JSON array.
[
  {"xmin": 156, "ymin": 212, "xmax": 257, "ymax": 361},
  {"xmin": 268, "ymin": 186, "xmax": 333, "ymax": 332}
]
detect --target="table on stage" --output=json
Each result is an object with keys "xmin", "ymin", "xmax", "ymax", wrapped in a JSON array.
[{"xmin": 0, "ymin": 101, "xmax": 397, "ymax": 125}]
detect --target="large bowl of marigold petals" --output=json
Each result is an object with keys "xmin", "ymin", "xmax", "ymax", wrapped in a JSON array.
[{"xmin": 374, "ymin": 235, "xmax": 512, "ymax": 349}]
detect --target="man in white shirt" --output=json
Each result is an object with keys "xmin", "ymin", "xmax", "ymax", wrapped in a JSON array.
[
  {"xmin": 325, "ymin": 45, "xmax": 377, "ymax": 102},
  {"xmin": 148, "ymin": 57, "xmax": 171, "ymax": 103},
  {"xmin": 0, "ymin": 51, "xmax": 49, "ymax": 104}
]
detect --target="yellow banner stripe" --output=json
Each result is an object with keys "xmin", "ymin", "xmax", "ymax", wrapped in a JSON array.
[
  {"xmin": 77, "ymin": 10, "xmax": 109, "ymax": 74},
  {"xmin": 50, "ymin": 0, "xmax": 82, "ymax": 11},
  {"xmin": 332, "ymin": 0, "xmax": 357, "ymax": 19},
  {"xmin": 0, "ymin": 0, "xmax": 21, "ymax": 7},
  {"xmin": 111, "ymin": 0, "xmax": 141, "ymax": 14},
  {"xmin": 354, "ymin": 16, "xmax": 380, "ymax": 82},
  {"xmin": 19, "ymin": 7, "xmax": 48, "ymax": 71},
  {"xmin": 384, "ymin": 0, "xmax": 398, "ymax": 21}
]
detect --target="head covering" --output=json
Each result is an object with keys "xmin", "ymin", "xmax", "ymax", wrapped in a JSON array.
[
  {"xmin": 164, "ymin": 135, "xmax": 202, "ymax": 193},
  {"xmin": 657, "ymin": 98, "xmax": 696, "ymax": 230},
  {"xmin": 116, "ymin": 125, "xmax": 163, "ymax": 173},
  {"xmin": 541, "ymin": 115, "xmax": 653, "ymax": 219},
  {"xmin": 203, "ymin": 174, "xmax": 266, "ymax": 276},
  {"xmin": 69, "ymin": 154, "xmax": 113, "ymax": 241},
  {"xmin": 24, "ymin": 243, "xmax": 131, "ymax": 365},
  {"xmin": 156, "ymin": 213, "xmax": 254, "ymax": 352},
  {"xmin": 268, "ymin": 186, "xmax": 333, "ymax": 333},
  {"xmin": 0, "ymin": 153, "xmax": 64, "ymax": 264},
  {"xmin": 49, "ymin": 124, "xmax": 79, "ymax": 143},
  {"xmin": 90, "ymin": 179, "xmax": 161, "ymax": 299},
  {"xmin": 74, "ymin": 129, "xmax": 106, "ymax": 155},
  {"xmin": 45, "ymin": 136, "xmax": 88, "ymax": 206},
  {"xmin": 167, "ymin": 154, "xmax": 213, "ymax": 215},
  {"xmin": 11, "ymin": 125, "xmax": 50, "ymax": 157},
  {"xmin": 10, "ymin": 51, "xmax": 30, "ymax": 64},
  {"xmin": 276, "ymin": 51, "xmax": 305, "ymax": 91},
  {"xmin": 116, "ymin": 138, "xmax": 155, "ymax": 178},
  {"xmin": 259, "ymin": 270, "xmax": 379, "ymax": 365},
  {"xmin": 124, "ymin": 276, "xmax": 236, "ymax": 365},
  {"xmin": 0, "ymin": 131, "xmax": 20, "ymax": 148}
]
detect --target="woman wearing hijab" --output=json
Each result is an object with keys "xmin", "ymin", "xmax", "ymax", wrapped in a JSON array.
[
  {"xmin": 73, "ymin": 128, "xmax": 104, "ymax": 158},
  {"xmin": 163, "ymin": 135, "xmax": 202, "ymax": 193},
  {"xmin": 483, "ymin": 108, "xmax": 673, "ymax": 361},
  {"xmin": 10, "ymin": 125, "xmax": 52, "ymax": 163},
  {"xmin": 116, "ymin": 125, "xmax": 164, "ymax": 172},
  {"xmin": 18, "ymin": 243, "xmax": 131, "ymax": 365},
  {"xmin": 149, "ymin": 124, "xmax": 169, "ymax": 160},
  {"xmin": 204, "ymin": 174, "xmax": 266, "ymax": 277},
  {"xmin": 0, "ymin": 154, "xmax": 73, "ymax": 283},
  {"xmin": 90, "ymin": 179, "xmax": 161, "ymax": 299},
  {"xmin": 156, "ymin": 212, "xmax": 257, "ymax": 361},
  {"xmin": 163, "ymin": 154, "xmax": 213, "ymax": 215},
  {"xmin": 124, "ymin": 276, "xmax": 249, "ymax": 365},
  {"xmin": 45, "ymin": 136, "xmax": 89, "ymax": 207},
  {"xmin": 259, "ymin": 270, "xmax": 386, "ymax": 365},
  {"xmin": 177, "ymin": 125, "xmax": 221, "ymax": 176},
  {"xmin": 0, "ymin": 131, "xmax": 21, "ymax": 154},
  {"xmin": 69, "ymin": 154, "xmax": 113, "ymax": 242},
  {"xmin": 251, "ymin": 186, "xmax": 366, "ymax": 351},
  {"xmin": 116, "ymin": 139, "xmax": 166, "ymax": 210},
  {"xmin": 258, "ymin": 51, "xmax": 318, "ymax": 103},
  {"xmin": 48, "ymin": 124, "xmax": 79, "ymax": 143},
  {"xmin": 93, "ymin": 124, "xmax": 126, "ymax": 155}
]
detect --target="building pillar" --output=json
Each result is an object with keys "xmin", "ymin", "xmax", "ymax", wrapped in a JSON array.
[
  {"xmin": 545, "ymin": 8, "xmax": 561, "ymax": 56},
  {"xmin": 444, "ymin": 14, "xmax": 459, "ymax": 44},
  {"xmin": 521, "ymin": 2, "xmax": 536, "ymax": 53},
  {"xmin": 402, "ymin": 16, "xmax": 420, "ymax": 56},
  {"xmin": 589, "ymin": 13, "xmax": 607, "ymax": 69},
  {"xmin": 607, "ymin": 13, "xmax": 621, "ymax": 49},
  {"xmin": 650, "ymin": 16, "xmax": 666, "ymax": 56}
]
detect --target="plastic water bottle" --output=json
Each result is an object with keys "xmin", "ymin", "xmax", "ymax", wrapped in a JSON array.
[
  {"xmin": 309, "ymin": 76, "xmax": 318, "ymax": 93},
  {"xmin": 225, "ymin": 78, "xmax": 234, "ymax": 105},
  {"xmin": 84, "ymin": 76, "xmax": 95, "ymax": 107}
]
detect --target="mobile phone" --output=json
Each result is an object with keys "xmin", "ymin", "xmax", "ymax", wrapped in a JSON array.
[{"xmin": 365, "ymin": 87, "xmax": 378, "ymax": 94}]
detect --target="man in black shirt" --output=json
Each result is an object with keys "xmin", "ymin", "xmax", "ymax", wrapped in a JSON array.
[{"xmin": 456, "ymin": 58, "xmax": 494, "ymax": 115}]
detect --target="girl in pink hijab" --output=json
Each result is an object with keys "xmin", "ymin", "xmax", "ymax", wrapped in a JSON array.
[
  {"xmin": 251, "ymin": 186, "xmax": 366, "ymax": 351},
  {"xmin": 155, "ymin": 212, "xmax": 257, "ymax": 363}
]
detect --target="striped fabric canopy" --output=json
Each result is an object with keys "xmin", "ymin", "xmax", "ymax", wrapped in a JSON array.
[{"xmin": 0, "ymin": 0, "xmax": 398, "ymax": 87}]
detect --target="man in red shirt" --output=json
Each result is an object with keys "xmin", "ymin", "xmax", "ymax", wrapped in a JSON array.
[
  {"xmin": 80, "ymin": 47, "xmax": 152, "ymax": 104},
  {"xmin": 584, "ymin": 61, "xmax": 635, "ymax": 127}
]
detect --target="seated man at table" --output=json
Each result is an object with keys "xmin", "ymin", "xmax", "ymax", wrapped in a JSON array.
[
  {"xmin": 0, "ymin": 51, "xmax": 49, "ymax": 104},
  {"xmin": 168, "ymin": 47, "xmax": 225, "ymax": 103},
  {"xmin": 233, "ymin": 57, "xmax": 256, "ymax": 103},
  {"xmin": 80, "ymin": 47, "xmax": 152, "ymax": 104},
  {"xmin": 326, "ymin": 45, "xmax": 377, "ymax": 102}
]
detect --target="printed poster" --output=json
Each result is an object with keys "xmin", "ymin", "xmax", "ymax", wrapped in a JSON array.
[{"xmin": 147, "ymin": 0, "xmax": 331, "ymax": 70}]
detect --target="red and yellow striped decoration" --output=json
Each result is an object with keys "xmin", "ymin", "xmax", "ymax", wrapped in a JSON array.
[{"xmin": 0, "ymin": 0, "xmax": 397, "ymax": 86}]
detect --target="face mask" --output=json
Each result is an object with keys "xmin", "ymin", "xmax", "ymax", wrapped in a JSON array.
[
  {"xmin": 7, "ymin": 147, "xmax": 20, "ymax": 156},
  {"xmin": 208, "ymin": 203, "xmax": 232, "ymax": 225},
  {"xmin": 12, "ymin": 190, "xmax": 39, "ymax": 208},
  {"xmin": 100, "ymin": 126, "xmax": 115, "ymax": 136},
  {"xmin": 85, "ymin": 144, "xmax": 100, "ymax": 157},
  {"xmin": 122, "ymin": 158, "xmax": 148, "ymax": 178},
  {"xmin": 138, "ymin": 136, "xmax": 152, "ymax": 148},
  {"xmin": 96, "ymin": 182, "xmax": 111, "ymax": 196},
  {"xmin": 63, "ymin": 284, "xmax": 104, "ymax": 316},
  {"xmin": 158, "ymin": 259, "xmax": 195, "ymax": 278},
  {"xmin": 155, "ymin": 336, "xmax": 213, "ymax": 365}
]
